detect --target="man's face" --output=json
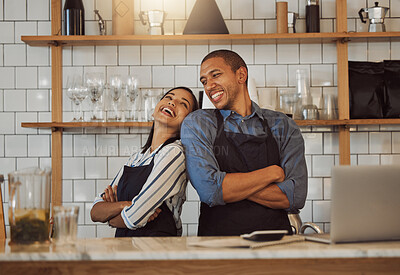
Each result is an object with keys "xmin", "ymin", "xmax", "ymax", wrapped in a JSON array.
[{"xmin": 199, "ymin": 57, "xmax": 240, "ymax": 110}]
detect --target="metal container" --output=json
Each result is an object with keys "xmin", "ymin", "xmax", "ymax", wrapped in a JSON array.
[
  {"xmin": 359, "ymin": 2, "xmax": 389, "ymax": 32},
  {"xmin": 287, "ymin": 12, "xmax": 297, "ymax": 33},
  {"xmin": 139, "ymin": 10, "xmax": 166, "ymax": 35}
]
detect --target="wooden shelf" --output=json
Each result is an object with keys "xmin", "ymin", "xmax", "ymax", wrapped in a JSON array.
[
  {"xmin": 21, "ymin": 122, "xmax": 153, "ymax": 128},
  {"xmin": 295, "ymin": 119, "xmax": 400, "ymax": 126},
  {"xmin": 21, "ymin": 33, "xmax": 346, "ymax": 47},
  {"xmin": 21, "ymin": 32, "xmax": 400, "ymax": 47},
  {"xmin": 21, "ymin": 119, "xmax": 400, "ymax": 129}
]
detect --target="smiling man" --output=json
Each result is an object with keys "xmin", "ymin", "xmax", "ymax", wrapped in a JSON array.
[{"xmin": 181, "ymin": 50, "xmax": 308, "ymax": 236}]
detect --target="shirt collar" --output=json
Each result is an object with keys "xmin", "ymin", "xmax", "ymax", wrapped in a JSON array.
[{"xmin": 219, "ymin": 101, "xmax": 265, "ymax": 121}]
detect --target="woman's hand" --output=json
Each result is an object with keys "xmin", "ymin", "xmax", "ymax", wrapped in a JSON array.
[
  {"xmin": 102, "ymin": 185, "xmax": 118, "ymax": 202},
  {"xmin": 147, "ymin": 208, "xmax": 162, "ymax": 222}
]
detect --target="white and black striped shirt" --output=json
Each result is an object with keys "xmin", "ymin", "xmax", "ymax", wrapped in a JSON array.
[{"xmin": 93, "ymin": 140, "xmax": 187, "ymax": 236}]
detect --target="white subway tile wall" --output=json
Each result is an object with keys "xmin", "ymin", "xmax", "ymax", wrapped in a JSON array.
[{"xmin": 0, "ymin": 0, "xmax": 399, "ymax": 238}]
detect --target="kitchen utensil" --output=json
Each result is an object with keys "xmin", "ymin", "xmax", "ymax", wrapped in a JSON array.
[
  {"xmin": 288, "ymin": 12, "xmax": 297, "ymax": 33},
  {"xmin": 288, "ymin": 213, "xmax": 323, "ymax": 234},
  {"xmin": 359, "ymin": 2, "xmax": 389, "ymax": 32},
  {"xmin": 8, "ymin": 167, "xmax": 51, "ymax": 244},
  {"xmin": 94, "ymin": 9, "xmax": 106, "ymax": 35},
  {"xmin": 52, "ymin": 206, "xmax": 79, "ymax": 244},
  {"xmin": 139, "ymin": 10, "xmax": 166, "ymax": 35}
]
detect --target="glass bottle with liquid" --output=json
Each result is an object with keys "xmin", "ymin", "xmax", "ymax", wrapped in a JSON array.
[
  {"xmin": 64, "ymin": 0, "xmax": 85, "ymax": 35},
  {"xmin": 306, "ymin": 0, "xmax": 320, "ymax": 33}
]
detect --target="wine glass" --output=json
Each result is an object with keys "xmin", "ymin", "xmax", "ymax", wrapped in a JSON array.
[
  {"xmin": 124, "ymin": 76, "xmax": 141, "ymax": 121},
  {"xmin": 108, "ymin": 75, "xmax": 123, "ymax": 121},
  {"xmin": 144, "ymin": 89, "xmax": 163, "ymax": 122},
  {"xmin": 66, "ymin": 74, "xmax": 88, "ymax": 121},
  {"xmin": 85, "ymin": 72, "xmax": 105, "ymax": 121}
]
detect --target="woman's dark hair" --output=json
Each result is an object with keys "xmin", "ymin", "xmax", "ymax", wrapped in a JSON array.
[{"xmin": 141, "ymin": 86, "xmax": 199, "ymax": 153}]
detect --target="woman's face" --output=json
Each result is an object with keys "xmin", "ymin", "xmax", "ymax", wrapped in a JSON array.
[{"xmin": 153, "ymin": 88, "xmax": 196, "ymax": 132}]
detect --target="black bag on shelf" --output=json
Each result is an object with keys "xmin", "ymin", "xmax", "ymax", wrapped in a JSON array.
[
  {"xmin": 349, "ymin": 61, "xmax": 385, "ymax": 119},
  {"xmin": 383, "ymin": 60, "xmax": 400, "ymax": 118}
]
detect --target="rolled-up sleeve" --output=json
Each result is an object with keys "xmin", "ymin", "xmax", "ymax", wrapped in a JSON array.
[
  {"xmin": 181, "ymin": 112, "xmax": 226, "ymax": 207},
  {"xmin": 273, "ymin": 117, "xmax": 308, "ymax": 212}
]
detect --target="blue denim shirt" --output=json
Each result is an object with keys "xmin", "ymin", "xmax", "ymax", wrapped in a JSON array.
[{"xmin": 180, "ymin": 102, "xmax": 307, "ymax": 213}]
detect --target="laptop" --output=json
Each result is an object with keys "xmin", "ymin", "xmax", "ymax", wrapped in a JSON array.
[{"xmin": 306, "ymin": 165, "xmax": 400, "ymax": 244}]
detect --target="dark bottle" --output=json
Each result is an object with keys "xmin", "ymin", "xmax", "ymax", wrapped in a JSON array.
[
  {"xmin": 64, "ymin": 0, "xmax": 85, "ymax": 35},
  {"xmin": 306, "ymin": 0, "xmax": 320, "ymax": 33}
]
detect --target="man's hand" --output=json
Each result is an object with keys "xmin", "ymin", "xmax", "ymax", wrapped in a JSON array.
[
  {"xmin": 147, "ymin": 208, "xmax": 162, "ymax": 222},
  {"xmin": 102, "ymin": 185, "xmax": 118, "ymax": 202}
]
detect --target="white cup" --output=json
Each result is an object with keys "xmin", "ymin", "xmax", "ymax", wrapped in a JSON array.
[{"xmin": 52, "ymin": 206, "xmax": 79, "ymax": 244}]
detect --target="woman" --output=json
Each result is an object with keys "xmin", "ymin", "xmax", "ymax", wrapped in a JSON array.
[{"xmin": 91, "ymin": 87, "xmax": 199, "ymax": 237}]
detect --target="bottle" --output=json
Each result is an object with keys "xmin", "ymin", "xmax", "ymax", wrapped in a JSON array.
[
  {"xmin": 64, "ymin": 0, "xmax": 85, "ymax": 35},
  {"xmin": 306, "ymin": 0, "xmax": 320, "ymax": 33}
]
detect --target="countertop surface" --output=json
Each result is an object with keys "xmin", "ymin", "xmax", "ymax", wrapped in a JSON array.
[{"xmin": 1, "ymin": 236, "xmax": 400, "ymax": 262}]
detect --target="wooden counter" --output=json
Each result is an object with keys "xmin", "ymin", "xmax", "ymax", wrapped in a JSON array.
[{"xmin": 0, "ymin": 236, "xmax": 399, "ymax": 274}]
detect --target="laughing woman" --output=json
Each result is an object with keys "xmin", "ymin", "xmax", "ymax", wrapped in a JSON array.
[{"xmin": 91, "ymin": 87, "xmax": 199, "ymax": 237}]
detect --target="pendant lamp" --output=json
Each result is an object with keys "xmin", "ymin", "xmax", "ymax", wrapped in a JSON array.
[{"xmin": 183, "ymin": 0, "xmax": 229, "ymax": 34}]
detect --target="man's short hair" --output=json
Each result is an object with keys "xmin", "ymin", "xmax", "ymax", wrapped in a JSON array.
[{"xmin": 201, "ymin": 50, "xmax": 248, "ymax": 84}]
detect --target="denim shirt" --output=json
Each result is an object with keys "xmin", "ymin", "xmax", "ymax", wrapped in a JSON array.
[{"xmin": 180, "ymin": 102, "xmax": 307, "ymax": 213}]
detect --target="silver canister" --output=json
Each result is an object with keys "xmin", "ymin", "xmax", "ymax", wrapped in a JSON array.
[{"xmin": 288, "ymin": 12, "xmax": 297, "ymax": 33}]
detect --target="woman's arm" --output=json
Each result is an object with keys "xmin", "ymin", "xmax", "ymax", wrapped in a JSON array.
[
  {"xmin": 91, "ymin": 201, "xmax": 131, "ymax": 223},
  {"xmin": 91, "ymin": 185, "xmax": 131, "ymax": 223}
]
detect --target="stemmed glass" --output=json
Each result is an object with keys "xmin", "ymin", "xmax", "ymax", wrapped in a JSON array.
[
  {"xmin": 125, "ymin": 76, "xmax": 140, "ymax": 121},
  {"xmin": 66, "ymin": 74, "xmax": 88, "ymax": 121},
  {"xmin": 85, "ymin": 72, "xmax": 105, "ymax": 121},
  {"xmin": 108, "ymin": 75, "xmax": 123, "ymax": 121},
  {"xmin": 144, "ymin": 89, "xmax": 163, "ymax": 122}
]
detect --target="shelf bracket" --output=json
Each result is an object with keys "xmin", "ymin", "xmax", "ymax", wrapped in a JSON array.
[
  {"xmin": 50, "ymin": 40, "xmax": 60, "ymax": 47},
  {"xmin": 51, "ymin": 127, "xmax": 62, "ymax": 132},
  {"xmin": 340, "ymin": 37, "xmax": 350, "ymax": 44}
]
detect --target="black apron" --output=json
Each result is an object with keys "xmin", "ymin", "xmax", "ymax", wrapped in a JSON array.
[
  {"xmin": 115, "ymin": 138, "xmax": 178, "ymax": 237},
  {"xmin": 198, "ymin": 110, "xmax": 291, "ymax": 236}
]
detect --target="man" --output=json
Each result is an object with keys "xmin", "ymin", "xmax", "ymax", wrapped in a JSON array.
[{"xmin": 181, "ymin": 50, "xmax": 307, "ymax": 236}]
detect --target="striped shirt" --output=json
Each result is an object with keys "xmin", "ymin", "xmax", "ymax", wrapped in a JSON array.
[{"xmin": 93, "ymin": 140, "xmax": 187, "ymax": 236}]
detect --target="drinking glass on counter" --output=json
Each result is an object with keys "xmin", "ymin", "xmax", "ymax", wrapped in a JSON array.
[
  {"xmin": 52, "ymin": 205, "xmax": 79, "ymax": 245},
  {"xmin": 66, "ymin": 74, "xmax": 88, "ymax": 121},
  {"xmin": 86, "ymin": 72, "xmax": 105, "ymax": 121}
]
